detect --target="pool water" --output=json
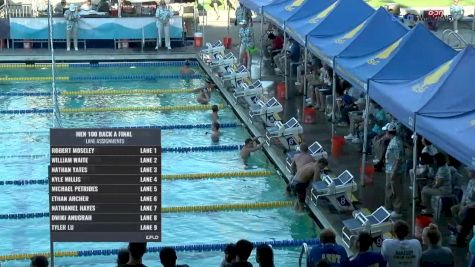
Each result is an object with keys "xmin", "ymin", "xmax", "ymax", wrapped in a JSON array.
[{"xmin": 0, "ymin": 63, "xmax": 318, "ymax": 266}]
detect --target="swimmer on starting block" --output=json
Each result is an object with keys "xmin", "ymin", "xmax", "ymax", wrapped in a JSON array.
[
  {"xmin": 240, "ymin": 137, "xmax": 263, "ymax": 162},
  {"xmin": 287, "ymin": 158, "xmax": 329, "ymax": 211}
]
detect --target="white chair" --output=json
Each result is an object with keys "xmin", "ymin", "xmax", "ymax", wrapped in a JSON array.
[
  {"xmin": 201, "ymin": 40, "xmax": 225, "ymax": 55},
  {"xmin": 222, "ymin": 65, "xmax": 250, "ymax": 81},
  {"xmin": 265, "ymin": 117, "xmax": 303, "ymax": 150},
  {"xmin": 209, "ymin": 52, "xmax": 237, "ymax": 67}
]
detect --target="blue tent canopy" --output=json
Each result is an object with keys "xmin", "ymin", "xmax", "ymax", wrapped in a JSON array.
[
  {"xmin": 263, "ymin": 0, "xmax": 310, "ymax": 29},
  {"xmin": 417, "ymin": 111, "xmax": 475, "ymax": 168},
  {"xmin": 369, "ymin": 46, "xmax": 473, "ymax": 131},
  {"xmin": 285, "ymin": 0, "xmax": 336, "ymax": 46},
  {"xmin": 238, "ymin": 0, "xmax": 275, "ymax": 13},
  {"xmin": 336, "ymin": 24, "xmax": 456, "ymax": 91},
  {"xmin": 307, "ymin": 7, "xmax": 406, "ymax": 66}
]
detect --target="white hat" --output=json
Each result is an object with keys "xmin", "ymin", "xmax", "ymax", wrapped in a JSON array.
[
  {"xmin": 69, "ymin": 4, "xmax": 77, "ymax": 11},
  {"xmin": 382, "ymin": 122, "xmax": 397, "ymax": 132}
]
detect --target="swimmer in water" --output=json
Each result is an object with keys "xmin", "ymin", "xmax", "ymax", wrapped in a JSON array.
[
  {"xmin": 211, "ymin": 104, "xmax": 219, "ymax": 124},
  {"xmin": 194, "ymin": 79, "xmax": 214, "ymax": 104},
  {"xmin": 180, "ymin": 60, "xmax": 195, "ymax": 75},
  {"xmin": 240, "ymin": 137, "xmax": 263, "ymax": 162},
  {"xmin": 210, "ymin": 122, "xmax": 220, "ymax": 143}
]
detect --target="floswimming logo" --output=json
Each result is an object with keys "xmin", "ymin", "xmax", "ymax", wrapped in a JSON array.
[
  {"xmin": 412, "ymin": 60, "xmax": 452, "ymax": 93},
  {"xmin": 285, "ymin": 0, "xmax": 305, "ymax": 11},
  {"xmin": 335, "ymin": 20, "xmax": 366, "ymax": 44},
  {"xmin": 367, "ymin": 38, "xmax": 402, "ymax": 65},
  {"xmin": 309, "ymin": 1, "xmax": 338, "ymax": 23}
]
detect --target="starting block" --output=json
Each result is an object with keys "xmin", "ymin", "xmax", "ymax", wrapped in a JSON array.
[
  {"xmin": 285, "ymin": 141, "xmax": 328, "ymax": 172},
  {"xmin": 249, "ymin": 97, "xmax": 283, "ymax": 127},
  {"xmin": 209, "ymin": 52, "xmax": 237, "ymax": 68},
  {"xmin": 234, "ymin": 80, "xmax": 265, "ymax": 105},
  {"xmin": 200, "ymin": 40, "xmax": 225, "ymax": 56},
  {"xmin": 310, "ymin": 170, "xmax": 357, "ymax": 213},
  {"xmin": 341, "ymin": 206, "xmax": 393, "ymax": 249},
  {"xmin": 221, "ymin": 65, "xmax": 250, "ymax": 81},
  {"xmin": 265, "ymin": 117, "xmax": 303, "ymax": 150}
]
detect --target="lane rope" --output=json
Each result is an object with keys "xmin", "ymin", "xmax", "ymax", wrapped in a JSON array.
[
  {"xmin": 0, "ymin": 61, "xmax": 198, "ymax": 69},
  {"xmin": 0, "ymin": 170, "xmax": 274, "ymax": 186},
  {"xmin": 0, "ymin": 104, "xmax": 225, "ymax": 114},
  {"xmin": 0, "ymin": 239, "xmax": 319, "ymax": 261},
  {"xmin": 0, "ymin": 74, "xmax": 202, "ymax": 81},
  {"xmin": 0, "ymin": 89, "xmax": 196, "ymax": 97},
  {"xmin": 0, "ymin": 144, "xmax": 244, "ymax": 159},
  {"xmin": 0, "ymin": 201, "xmax": 293, "ymax": 219},
  {"xmin": 0, "ymin": 123, "xmax": 239, "ymax": 136}
]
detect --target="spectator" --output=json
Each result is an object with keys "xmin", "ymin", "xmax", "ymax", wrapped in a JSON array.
[
  {"xmin": 97, "ymin": 0, "xmax": 110, "ymax": 12},
  {"xmin": 451, "ymin": 166, "xmax": 475, "ymax": 219},
  {"xmin": 372, "ymin": 121, "xmax": 393, "ymax": 172},
  {"xmin": 421, "ymin": 153, "xmax": 453, "ymax": 214},
  {"xmin": 233, "ymin": 239, "xmax": 254, "ymax": 267},
  {"xmin": 308, "ymin": 229, "xmax": 349, "ymax": 267},
  {"xmin": 155, "ymin": 0, "xmax": 173, "ymax": 50},
  {"xmin": 274, "ymin": 38, "xmax": 300, "ymax": 75},
  {"xmin": 81, "ymin": 0, "xmax": 93, "ymax": 11},
  {"xmin": 120, "ymin": 242, "xmax": 147, "ymax": 267},
  {"xmin": 449, "ymin": 167, "xmax": 475, "ymax": 246},
  {"xmin": 409, "ymin": 152, "xmax": 435, "ymax": 204},
  {"xmin": 235, "ymin": 2, "xmax": 252, "ymax": 26},
  {"xmin": 350, "ymin": 232, "xmax": 386, "ymax": 267},
  {"xmin": 421, "ymin": 138, "xmax": 437, "ymax": 156},
  {"xmin": 266, "ymin": 33, "xmax": 284, "ymax": 63},
  {"xmin": 30, "ymin": 255, "xmax": 49, "ymax": 267},
  {"xmin": 238, "ymin": 20, "xmax": 254, "ymax": 70},
  {"xmin": 211, "ymin": 104, "xmax": 219, "ymax": 124},
  {"xmin": 210, "ymin": 0, "xmax": 222, "ymax": 19},
  {"xmin": 314, "ymin": 64, "xmax": 332, "ymax": 112},
  {"xmin": 381, "ymin": 220, "xmax": 422, "ymax": 267},
  {"xmin": 54, "ymin": 0, "xmax": 67, "ymax": 14},
  {"xmin": 159, "ymin": 247, "xmax": 189, "ymax": 267},
  {"xmin": 290, "ymin": 143, "xmax": 316, "ymax": 175},
  {"xmin": 287, "ymin": 158, "xmax": 329, "ymax": 211},
  {"xmin": 117, "ymin": 248, "xmax": 130, "ymax": 266},
  {"xmin": 256, "ymin": 244, "xmax": 274, "ymax": 267},
  {"xmin": 221, "ymin": 243, "xmax": 237, "ymax": 267},
  {"xmin": 420, "ymin": 224, "xmax": 454, "ymax": 267},
  {"xmin": 384, "ymin": 122, "xmax": 405, "ymax": 218}
]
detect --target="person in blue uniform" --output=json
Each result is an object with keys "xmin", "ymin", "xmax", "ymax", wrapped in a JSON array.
[{"xmin": 308, "ymin": 229, "xmax": 349, "ymax": 267}]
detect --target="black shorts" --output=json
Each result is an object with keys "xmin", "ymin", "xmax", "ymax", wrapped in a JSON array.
[{"xmin": 289, "ymin": 181, "xmax": 308, "ymax": 203}]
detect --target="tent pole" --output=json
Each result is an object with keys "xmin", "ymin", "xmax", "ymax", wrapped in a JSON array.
[
  {"xmin": 411, "ymin": 130, "xmax": 418, "ymax": 237},
  {"xmin": 331, "ymin": 65, "xmax": 336, "ymax": 137},
  {"xmin": 302, "ymin": 47, "xmax": 308, "ymax": 118},
  {"xmin": 360, "ymin": 89, "xmax": 370, "ymax": 189},
  {"xmin": 259, "ymin": 14, "xmax": 264, "ymax": 79},
  {"xmin": 284, "ymin": 29, "xmax": 288, "ymax": 100}
]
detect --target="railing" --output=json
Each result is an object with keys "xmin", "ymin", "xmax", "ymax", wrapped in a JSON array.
[
  {"xmin": 298, "ymin": 242, "xmax": 309, "ymax": 266},
  {"xmin": 442, "ymin": 29, "xmax": 469, "ymax": 50},
  {"xmin": 6, "ymin": 4, "xmax": 32, "ymax": 17}
]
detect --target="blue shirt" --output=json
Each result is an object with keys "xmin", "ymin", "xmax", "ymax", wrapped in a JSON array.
[
  {"xmin": 350, "ymin": 251, "xmax": 386, "ymax": 267},
  {"xmin": 308, "ymin": 243, "xmax": 349, "ymax": 267}
]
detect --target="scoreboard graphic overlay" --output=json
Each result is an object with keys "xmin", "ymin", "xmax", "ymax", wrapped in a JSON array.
[{"xmin": 49, "ymin": 128, "xmax": 161, "ymax": 242}]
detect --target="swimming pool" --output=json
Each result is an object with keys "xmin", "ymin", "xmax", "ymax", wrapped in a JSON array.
[{"xmin": 0, "ymin": 61, "xmax": 318, "ymax": 266}]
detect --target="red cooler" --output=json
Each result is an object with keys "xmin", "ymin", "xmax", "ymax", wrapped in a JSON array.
[
  {"xmin": 223, "ymin": 36, "xmax": 232, "ymax": 49},
  {"xmin": 194, "ymin": 32, "xmax": 203, "ymax": 48},
  {"xmin": 276, "ymin": 82, "xmax": 286, "ymax": 99}
]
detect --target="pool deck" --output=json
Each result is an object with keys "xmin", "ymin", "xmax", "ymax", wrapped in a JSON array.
[{"xmin": 0, "ymin": 14, "xmax": 472, "ymax": 264}]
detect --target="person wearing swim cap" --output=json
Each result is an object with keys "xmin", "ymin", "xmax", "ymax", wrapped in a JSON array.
[
  {"xmin": 180, "ymin": 61, "xmax": 195, "ymax": 75},
  {"xmin": 64, "ymin": 4, "xmax": 80, "ymax": 51}
]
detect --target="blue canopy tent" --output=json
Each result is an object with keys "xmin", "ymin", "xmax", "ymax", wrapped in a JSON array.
[
  {"xmin": 238, "ymin": 0, "xmax": 275, "ymax": 13},
  {"xmin": 418, "ymin": 111, "xmax": 475, "ymax": 169},
  {"xmin": 305, "ymin": 0, "xmax": 374, "ymax": 64},
  {"xmin": 368, "ymin": 28, "xmax": 457, "ymax": 128},
  {"xmin": 307, "ymin": 7, "xmax": 407, "ymax": 66},
  {"xmin": 336, "ymin": 24, "xmax": 456, "ymax": 92},
  {"xmin": 369, "ymin": 46, "xmax": 470, "ymax": 230},
  {"xmin": 286, "ymin": 0, "xmax": 336, "ymax": 46},
  {"xmin": 263, "ymin": 0, "xmax": 310, "ymax": 29}
]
